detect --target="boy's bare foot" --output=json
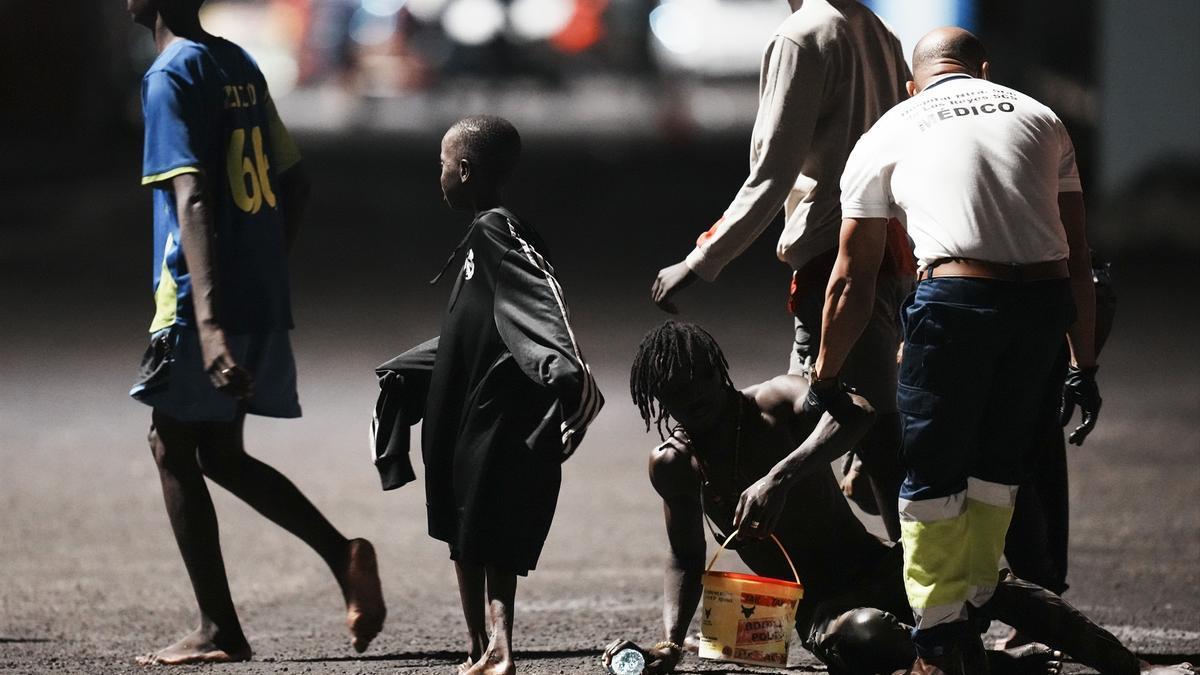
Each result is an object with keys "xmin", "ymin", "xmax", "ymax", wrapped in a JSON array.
[
  {"xmin": 1140, "ymin": 661, "xmax": 1197, "ymax": 675},
  {"xmin": 135, "ymin": 628, "xmax": 251, "ymax": 666},
  {"xmin": 457, "ymin": 643, "xmax": 486, "ymax": 673},
  {"xmin": 340, "ymin": 538, "xmax": 386, "ymax": 653},
  {"xmin": 463, "ymin": 650, "xmax": 515, "ymax": 675},
  {"xmin": 988, "ymin": 644, "xmax": 1062, "ymax": 675}
]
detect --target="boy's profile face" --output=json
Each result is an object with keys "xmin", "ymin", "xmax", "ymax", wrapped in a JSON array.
[{"xmin": 439, "ymin": 129, "xmax": 470, "ymax": 211}]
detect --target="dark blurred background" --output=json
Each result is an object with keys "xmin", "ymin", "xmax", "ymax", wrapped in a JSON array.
[
  {"xmin": 3, "ymin": 0, "xmax": 1199, "ymax": 254},
  {"xmin": 3, "ymin": 0, "xmax": 1198, "ymax": 393}
]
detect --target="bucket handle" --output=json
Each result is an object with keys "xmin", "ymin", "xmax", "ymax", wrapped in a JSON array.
[{"xmin": 704, "ymin": 527, "xmax": 801, "ymax": 587}]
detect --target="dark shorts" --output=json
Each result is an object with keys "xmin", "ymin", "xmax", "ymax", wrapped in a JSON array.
[
  {"xmin": 130, "ymin": 325, "xmax": 302, "ymax": 423},
  {"xmin": 790, "ymin": 272, "xmax": 911, "ymax": 415}
]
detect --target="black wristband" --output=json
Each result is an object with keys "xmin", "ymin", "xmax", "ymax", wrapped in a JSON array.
[{"xmin": 806, "ymin": 376, "xmax": 844, "ymax": 413}]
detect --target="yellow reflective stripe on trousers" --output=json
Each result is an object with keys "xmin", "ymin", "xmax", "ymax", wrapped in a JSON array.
[
  {"xmin": 899, "ymin": 479, "xmax": 1018, "ymax": 628},
  {"xmin": 966, "ymin": 478, "xmax": 1017, "ymax": 604},
  {"xmin": 900, "ymin": 489, "xmax": 970, "ymax": 618}
]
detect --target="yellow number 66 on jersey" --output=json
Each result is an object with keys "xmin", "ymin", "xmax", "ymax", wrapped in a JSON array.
[{"xmin": 226, "ymin": 125, "xmax": 278, "ymax": 214}]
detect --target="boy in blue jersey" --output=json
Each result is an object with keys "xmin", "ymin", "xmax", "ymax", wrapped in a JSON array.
[{"xmin": 127, "ymin": 0, "xmax": 385, "ymax": 665}]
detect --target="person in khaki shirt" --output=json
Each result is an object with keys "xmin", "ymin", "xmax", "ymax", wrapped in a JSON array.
[{"xmin": 651, "ymin": 0, "xmax": 914, "ymax": 540}]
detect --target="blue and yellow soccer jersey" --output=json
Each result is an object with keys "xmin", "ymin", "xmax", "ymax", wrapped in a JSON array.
[{"xmin": 141, "ymin": 37, "xmax": 302, "ymax": 334}]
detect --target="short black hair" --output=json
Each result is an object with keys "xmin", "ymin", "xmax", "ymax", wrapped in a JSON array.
[
  {"xmin": 448, "ymin": 115, "xmax": 521, "ymax": 186},
  {"xmin": 630, "ymin": 321, "xmax": 735, "ymax": 439}
]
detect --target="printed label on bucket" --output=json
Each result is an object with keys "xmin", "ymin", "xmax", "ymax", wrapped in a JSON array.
[
  {"xmin": 737, "ymin": 616, "xmax": 787, "ymax": 644},
  {"xmin": 733, "ymin": 646, "xmax": 787, "ymax": 666},
  {"xmin": 699, "ymin": 573, "xmax": 802, "ymax": 668}
]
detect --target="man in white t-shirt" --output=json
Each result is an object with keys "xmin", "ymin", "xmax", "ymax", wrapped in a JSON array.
[
  {"xmin": 650, "ymin": 0, "xmax": 915, "ymax": 540},
  {"xmin": 811, "ymin": 27, "xmax": 1102, "ymax": 675}
]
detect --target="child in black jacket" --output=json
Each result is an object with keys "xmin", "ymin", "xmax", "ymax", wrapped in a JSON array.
[{"xmin": 373, "ymin": 116, "xmax": 602, "ymax": 675}]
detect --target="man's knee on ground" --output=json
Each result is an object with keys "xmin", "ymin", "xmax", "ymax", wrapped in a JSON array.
[{"xmin": 818, "ymin": 607, "xmax": 913, "ymax": 674}]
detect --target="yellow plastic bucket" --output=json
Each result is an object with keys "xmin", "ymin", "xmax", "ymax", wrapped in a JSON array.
[{"xmin": 698, "ymin": 529, "xmax": 803, "ymax": 668}]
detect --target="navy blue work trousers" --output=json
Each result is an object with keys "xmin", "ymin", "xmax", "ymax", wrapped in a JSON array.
[{"xmin": 895, "ymin": 276, "xmax": 1075, "ymax": 654}]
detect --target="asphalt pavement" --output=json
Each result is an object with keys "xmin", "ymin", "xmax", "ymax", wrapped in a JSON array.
[{"xmin": 1, "ymin": 136, "xmax": 1197, "ymax": 674}]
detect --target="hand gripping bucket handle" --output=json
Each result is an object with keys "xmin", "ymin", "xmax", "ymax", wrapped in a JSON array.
[
  {"xmin": 699, "ymin": 528, "xmax": 804, "ymax": 667},
  {"xmin": 704, "ymin": 528, "xmax": 801, "ymax": 583}
]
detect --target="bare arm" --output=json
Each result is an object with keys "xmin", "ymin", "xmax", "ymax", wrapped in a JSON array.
[
  {"xmin": 1057, "ymin": 190, "xmax": 1103, "ymax": 444},
  {"xmin": 654, "ymin": 443, "xmax": 705, "ymax": 671},
  {"xmin": 172, "ymin": 171, "xmax": 252, "ymax": 397},
  {"xmin": 732, "ymin": 377, "xmax": 875, "ymax": 537},
  {"xmin": 652, "ymin": 37, "xmax": 825, "ymax": 311},
  {"xmin": 604, "ymin": 443, "xmax": 704, "ymax": 673},
  {"xmin": 1059, "ymin": 191, "xmax": 1096, "ymax": 368},
  {"xmin": 660, "ymin": 493, "xmax": 706, "ymax": 652},
  {"xmin": 813, "ymin": 217, "xmax": 889, "ymax": 381}
]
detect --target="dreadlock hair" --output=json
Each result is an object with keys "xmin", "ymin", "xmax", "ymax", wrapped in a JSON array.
[{"xmin": 630, "ymin": 320, "xmax": 735, "ymax": 440}]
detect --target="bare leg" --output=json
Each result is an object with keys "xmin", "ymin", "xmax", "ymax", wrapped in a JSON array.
[
  {"xmin": 455, "ymin": 561, "xmax": 488, "ymax": 672},
  {"xmin": 138, "ymin": 412, "xmax": 252, "ymax": 665},
  {"xmin": 982, "ymin": 572, "xmax": 1154, "ymax": 675},
  {"xmin": 194, "ymin": 415, "xmax": 385, "ymax": 652},
  {"xmin": 465, "ymin": 566, "xmax": 518, "ymax": 675}
]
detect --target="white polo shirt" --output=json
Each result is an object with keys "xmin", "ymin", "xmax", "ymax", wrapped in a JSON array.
[{"xmin": 840, "ymin": 74, "xmax": 1082, "ymax": 266}]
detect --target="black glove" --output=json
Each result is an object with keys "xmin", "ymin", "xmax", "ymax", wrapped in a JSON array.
[
  {"xmin": 806, "ymin": 377, "xmax": 856, "ymax": 418},
  {"xmin": 1059, "ymin": 365, "xmax": 1101, "ymax": 446}
]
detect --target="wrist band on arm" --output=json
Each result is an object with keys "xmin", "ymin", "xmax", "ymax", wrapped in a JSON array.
[{"xmin": 653, "ymin": 640, "xmax": 682, "ymax": 654}]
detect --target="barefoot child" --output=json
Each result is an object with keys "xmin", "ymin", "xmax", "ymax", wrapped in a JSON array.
[
  {"xmin": 127, "ymin": 0, "xmax": 385, "ymax": 664},
  {"xmin": 373, "ymin": 115, "xmax": 602, "ymax": 674}
]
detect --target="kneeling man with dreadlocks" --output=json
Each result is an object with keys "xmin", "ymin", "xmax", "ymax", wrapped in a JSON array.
[{"xmin": 602, "ymin": 320, "xmax": 1190, "ymax": 675}]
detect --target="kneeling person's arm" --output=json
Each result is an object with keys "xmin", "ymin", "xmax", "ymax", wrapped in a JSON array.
[
  {"xmin": 733, "ymin": 376, "xmax": 874, "ymax": 537},
  {"xmin": 651, "ymin": 440, "xmax": 705, "ymax": 672}
]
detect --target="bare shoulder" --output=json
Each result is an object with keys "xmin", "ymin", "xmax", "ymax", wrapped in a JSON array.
[
  {"xmin": 753, "ymin": 375, "xmax": 876, "ymax": 437},
  {"xmin": 750, "ymin": 375, "xmax": 809, "ymax": 415},
  {"xmin": 649, "ymin": 432, "xmax": 700, "ymax": 499}
]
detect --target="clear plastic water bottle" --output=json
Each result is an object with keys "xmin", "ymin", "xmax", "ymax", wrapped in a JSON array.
[{"xmin": 609, "ymin": 647, "xmax": 645, "ymax": 675}]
